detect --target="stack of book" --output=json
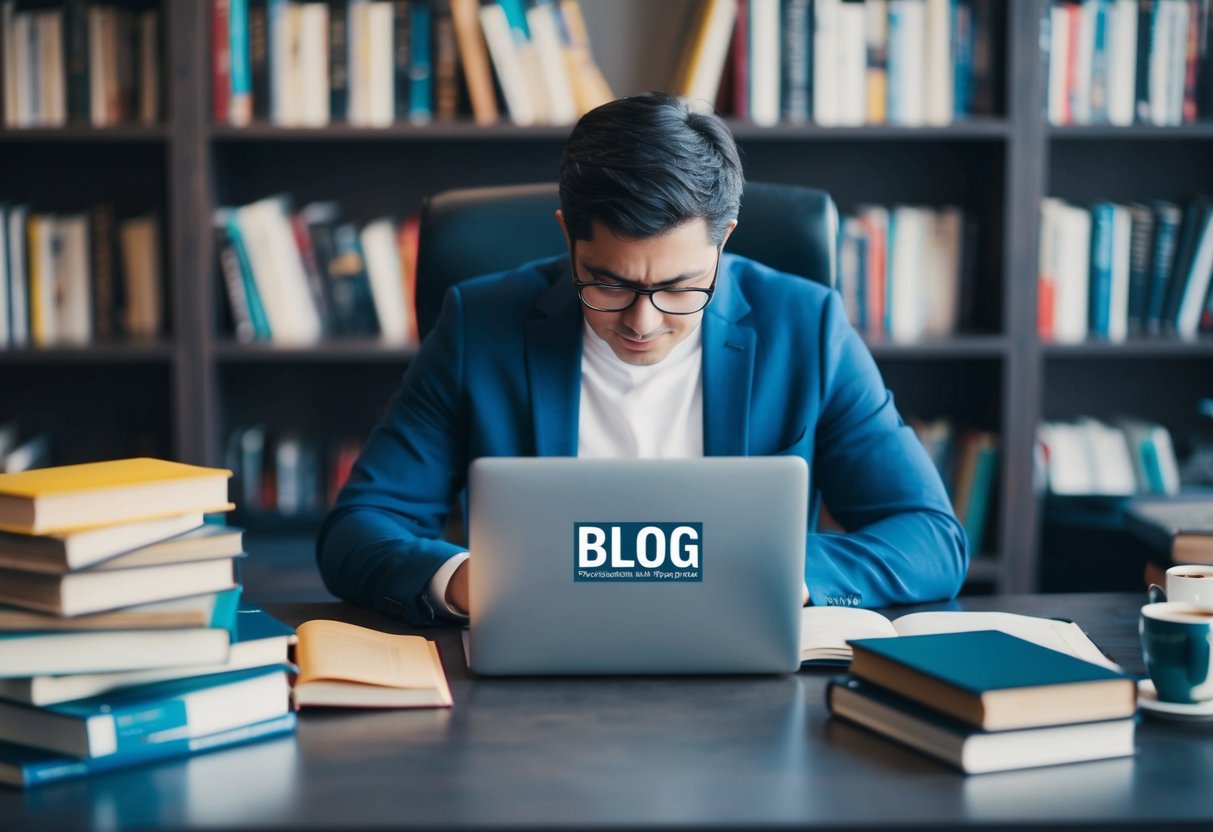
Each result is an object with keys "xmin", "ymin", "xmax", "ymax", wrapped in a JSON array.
[
  {"xmin": 825, "ymin": 629, "xmax": 1138, "ymax": 774},
  {"xmin": 0, "ymin": 457, "xmax": 297, "ymax": 788}
]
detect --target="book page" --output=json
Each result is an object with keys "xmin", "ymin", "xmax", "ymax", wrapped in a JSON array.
[
  {"xmin": 889, "ymin": 611, "xmax": 1119, "ymax": 670},
  {"xmin": 295, "ymin": 620, "xmax": 443, "ymax": 689},
  {"xmin": 800, "ymin": 607, "xmax": 898, "ymax": 663}
]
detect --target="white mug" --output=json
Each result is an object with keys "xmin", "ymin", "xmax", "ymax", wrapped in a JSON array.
[{"xmin": 1166, "ymin": 565, "xmax": 1213, "ymax": 608}]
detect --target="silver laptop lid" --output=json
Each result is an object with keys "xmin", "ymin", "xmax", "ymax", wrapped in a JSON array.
[{"xmin": 468, "ymin": 457, "xmax": 807, "ymax": 675}]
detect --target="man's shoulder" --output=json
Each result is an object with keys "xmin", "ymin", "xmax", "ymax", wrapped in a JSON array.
[
  {"xmin": 724, "ymin": 254, "xmax": 836, "ymax": 317},
  {"xmin": 452, "ymin": 255, "xmax": 566, "ymax": 307}
]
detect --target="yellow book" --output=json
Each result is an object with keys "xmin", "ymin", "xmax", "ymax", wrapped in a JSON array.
[
  {"xmin": 292, "ymin": 619, "xmax": 453, "ymax": 709},
  {"xmin": 0, "ymin": 458, "xmax": 234, "ymax": 535}
]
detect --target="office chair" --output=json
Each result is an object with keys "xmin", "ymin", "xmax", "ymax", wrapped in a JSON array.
[{"xmin": 415, "ymin": 181, "xmax": 839, "ymax": 340}]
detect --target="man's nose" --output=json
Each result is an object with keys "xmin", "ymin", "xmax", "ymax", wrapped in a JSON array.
[{"xmin": 622, "ymin": 292, "xmax": 664, "ymax": 334}]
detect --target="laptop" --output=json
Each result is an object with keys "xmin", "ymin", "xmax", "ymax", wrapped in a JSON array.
[{"xmin": 466, "ymin": 456, "xmax": 807, "ymax": 675}]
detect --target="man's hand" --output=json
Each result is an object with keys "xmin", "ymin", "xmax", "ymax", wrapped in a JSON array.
[
  {"xmin": 802, "ymin": 580, "xmax": 810, "ymax": 606},
  {"xmin": 446, "ymin": 559, "xmax": 470, "ymax": 616}
]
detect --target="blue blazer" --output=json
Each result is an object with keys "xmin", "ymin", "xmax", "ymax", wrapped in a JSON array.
[{"xmin": 317, "ymin": 254, "xmax": 969, "ymax": 625}]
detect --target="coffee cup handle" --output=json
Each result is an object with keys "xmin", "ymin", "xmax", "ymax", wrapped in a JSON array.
[{"xmin": 1148, "ymin": 584, "xmax": 1167, "ymax": 605}]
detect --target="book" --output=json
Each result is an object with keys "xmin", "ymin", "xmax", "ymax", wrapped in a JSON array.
[
  {"xmin": 0, "ymin": 458, "xmax": 234, "ymax": 535},
  {"xmin": 292, "ymin": 619, "xmax": 452, "ymax": 708},
  {"xmin": 0, "ymin": 605, "xmax": 293, "ymax": 707},
  {"xmin": 0, "ymin": 665, "xmax": 291, "ymax": 759},
  {"xmin": 0, "ymin": 557, "xmax": 239, "ymax": 616},
  {"xmin": 1124, "ymin": 494, "xmax": 1213, "ymax": 564},
  {"xmin": 799, "ymin": 606, "xmax": 1118, "ymax": 668},
  {"xmin": 0, "ymin": 712, "xmax": 297, "ymax": 789},
  {"xmin": 0, "ymin": 512, "xmax": 204, "ymax": 573},
  {"xmin": 826, "ymin": 675, "xmax": 1136, "ymax": 774},
  {"xmin": 847, "ymin": 630, "xmax": 1136, "ymax": 731},
  {"xmin": 0, "ymin": 592, "xmax": 235, "ymax": 679},
  {"xmin": 0, "ymin": 590, "xmax": 238, "ymax": 632}
]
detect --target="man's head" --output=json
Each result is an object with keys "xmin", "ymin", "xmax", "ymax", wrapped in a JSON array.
[{"xmin": 557, "ymin": 93, "xmax": 744, "ymax": 366}]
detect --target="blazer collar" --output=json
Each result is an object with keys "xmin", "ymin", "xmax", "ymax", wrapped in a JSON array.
[{"xmin": 702, "ymin": 256, "xmax": 755, "ymax": 456}]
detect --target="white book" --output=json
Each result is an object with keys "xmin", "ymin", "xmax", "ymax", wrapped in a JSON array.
[
  {"xmin": 0, "ymin": 204, "xmax": 8, "ymax": 347},
  {"xmin": 923, "ymin": 0, "xmax": 953, "ymax": 125},
  {"xmin": 360, "ymin": 218, "xmax": 412, "ymax": 343},
  {"xmin": 238, "ymin": 198, "xmax": 323, "ymax": 343},
  {"xmin": 1106, "ymin": 204, "xmax": 1132, "ymax": 343},
  {"xmin": 55, "ymin": 214, "xmax": 91, "ymax": 345},
  {"xmin": 835, "ymin": 0, "xmax": 866, "ymax": 126},
  {"xmin": 1081, "ymin": 418, "xmax": 1137, "ymax": 496},
  {"xmin": 1175, "ymin": 207, "xmax": 1213, "ymax": 338},
  {"xmin": 749, "ymin": 0, "xmax": 782, "ymax": 127},
  {"xmin": 1038, "ymin": 199, "xmax": 1061, "ymax": 339},
  {"xmin": 118, "ymin": 216, "xmax": 162, "ymax": 338},
  {"xmin": 6, "ymin": 206, "xmax": 27, "ymax": 347},
  {"xmin": 346, "ymin": 0, "xmax": 368, "ymax": 123},
  {"xmin": 2, "ymin": 2, "xmax": 16, "ymax": 127},
  {"xmin": 479, "ymin": 4, "xmax": 535, "ymax": 126},
  {"xmin": 888, "ymin": 206, "xmax": 926, "ymax": 342},
  {"xmin": 272, "ymin": 2, "xmax": 299, "ymax": 125},
  {"xmin": 2, "ymin": 432, "xmax": 49, "ymax": 474},
  {"xmin": 1039, "ymin": 422, "xmax": 1095, "ymax": 495},
  {"xmin": 888, "ymin": 0, "xmax": 926, "ymax": 126},
  {"xmin": 1072, "ymin": 0, "xmax": 1096, "ymax": 124},
  {"xmin": 682, "ymin": 0, "xmax": 737, "ymax": 110},
  {"xmin": 38, "ymin": 10, "xmax": 65, "ymax": 127},
  {"xmin": 1148, "ymin": 0, "xmax": 1172, "ymax": 126},
  {"xmin": 12, "ymin": 10, "xmax": 30, "ymax": 127},
  {"xmin": 1166, "ymin": 0, "xmax": 1188, "ymax": 125},
  {"xmin": 1106, "ymin": 0, "xmax": 1137, "ymax": 126},
  {"xmin": 924, "ymin": 207, "xmax": 963, "ymax": 337},
  {"xmin": 812, "ymin": 0, "xmax": 840, "ymax": 125},
  {"xmin": 365, "ymin": 1, "xmax": 394, "ymax": 126},
  {"xmin": 1047, "ymin": 3, "xmax": 1072, "ymax": 124},
  {"xmin": 526, "ymin": 2, "xmax": 576, "ymax": 125},
  {"xmin": 1052, "ymin": 200, "xmax": 1091, "ymax": 344},
  {"xmin": 0, "ymin": 512, "xmax": 206, "ymax": 574},
  {"xmin": 1117, "ymin": 418, "xmax": 1181, "ymax": 495},
  {"xmin": 298, "ymin": 1, "xmax": 330, "ymax": 126}
]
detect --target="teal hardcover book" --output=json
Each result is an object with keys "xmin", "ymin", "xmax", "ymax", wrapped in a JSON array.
[
  {"xmin": 0, "ymin": 712, "xmax": 297, "ymax": 789},
  {"xmin": 847, "ymin": 630, "xmax": 1136, "ymax": 731},
  {"xmin": 0, "ymin": 665, "xmax": 292, "ymax": 758}
]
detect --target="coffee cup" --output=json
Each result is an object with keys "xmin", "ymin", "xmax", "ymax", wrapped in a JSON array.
[
  {"xmin": 1140, "ymin": 602, "xmax": 1213, "ymax": 704},
  {"xmin": 1165, "ymin": 565, "xmax": 1213, "ymax": 608}
]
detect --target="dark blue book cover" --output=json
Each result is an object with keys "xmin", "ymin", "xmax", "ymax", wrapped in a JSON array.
[
  {"xmin": 1144, "ymin": 201, "xmax": 1182, "ymax": 333},
  {"xmin": 1088, "ymin": 202, "xmax": 1114, "ymax": 337},
  {"xmin": 409, "ymin": 0, "xmax": 434, "ymax": 122},
  {"xmin": 1126, "ymin": 202, "xmax": 1155, "ymax": 333}
]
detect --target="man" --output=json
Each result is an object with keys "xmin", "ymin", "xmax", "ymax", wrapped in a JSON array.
[{"xmin": 317, "ymin": 92, "xmax": 968, "ymax": 625}]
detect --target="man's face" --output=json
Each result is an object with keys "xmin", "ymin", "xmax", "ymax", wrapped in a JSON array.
[{"xmin": 561, "ymin": 216, "xmax": 732, "ymax": 366}]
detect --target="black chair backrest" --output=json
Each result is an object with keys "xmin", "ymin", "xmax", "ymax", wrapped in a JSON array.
[{"xmin": 415, "ymin": 181, "xmax": 839, "ymax": 340}]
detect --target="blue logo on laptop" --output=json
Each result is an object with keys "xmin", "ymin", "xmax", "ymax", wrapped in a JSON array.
[{"xmin": 574, "ymin": 523, "xmax": 703, "ymax": 582}]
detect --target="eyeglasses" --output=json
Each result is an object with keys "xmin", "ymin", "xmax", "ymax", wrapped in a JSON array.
[{"xmin": 571, "ymin": 244, "xmax": 721, "ymax": 315}]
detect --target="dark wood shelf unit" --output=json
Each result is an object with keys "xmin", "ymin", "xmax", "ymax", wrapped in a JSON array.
[{"xmin": 7, "ymin": 0, "xmax": 1208, "ymax": 594}]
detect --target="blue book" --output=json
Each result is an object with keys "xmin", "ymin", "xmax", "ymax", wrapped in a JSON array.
[
  {"xmin": 0, "ymin": 604, "xmax": 292, "ymax": 707},
  {"xmin": 0, "ymin": 712, "xmax": 296, "ymax": 789},
  {"xmin": 408, "ymin": 0, "xmax": 434, "ymax": 123},
  {"xmin": 1144, "ymin": 201, "xmax": 1182, "ymax": 334},
  {"xmin": 0, "ymin": 665, "xmax": 292, "ymax": 758},
  {"xmin": 847, "ymin": 630, "xmax": 1135, "ymax": 731},
  {"xmin": 952, "ymin": 0, "xmax": 973, "ymax": 118},
  {"xmin": 230, "ymin": 0, "xmax": 253, "ymax": 120},
  {"xmin": 1088, "ymin": 202, "xmax": 1115, "ymax": 337},
  {"xmin": 826, "ymin": 675, "xmax": 1135, "ymax": 774},
  {"xmin": 1088, "ymin": 0, "xmax": 1110, "ymax": 123},
  {"xmin": 223, "ymin": 211, "xmax": 273, "ymax": 340}
]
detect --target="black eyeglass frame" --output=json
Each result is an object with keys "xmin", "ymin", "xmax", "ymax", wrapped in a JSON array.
[{"xmin": 569, "ymin": 243, "xmax": 722, "ymax": 315}]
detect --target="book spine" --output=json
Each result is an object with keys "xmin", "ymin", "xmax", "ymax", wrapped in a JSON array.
[
  {"xmin": 1090, "ymin": 0, "xmax": 1111, "ymax": 122},
  {"xmin": 1144, "ymin": 202, "xmax": 1180, "ymax": 333},
  {"xmin": 408, "ymin": 0, "xmax": 433, "ymax": 122},
  {"xmin": 64, "ymin": 0, "xmax": 88, "ymax": 122},
  {"xmin": 212, "ymin": 0, "xmax": 232, "ymax": 123},
  {"xmin": 432, "ymin": 0, "xmax": 457, "ymax": 120},
  {"xmin": 230, "ymin": 0, "xmax": 252, "ymax": 124},
  {"xmin": 952, "ymin": 0, "xmax": 972, "ymax": 118},
  {"xmin": 249, "ymin": 0, "xmax": 269, "ymax": 120},
  {"xmin": 225, "ymin": 212, "xmax": 272, "ymax": 340},
  {"xmin": 1125, "ymin": 202, "xmax": 1154, "ymax": 333},
  {"xmin": 328, "ymin": 0, "xmax": 348, "ymax": 120},
  {"xmin": 1135, "ymin": 0, "xmax": 1152, "ymax": 122},
  {"xmin": 1182, "ymin": 0, "xmax": 1200, "ymax": 121},
  {"xmin": 392, "ymin": 0, "xmax": 410, "ymax": 120},
  {"xmin": 782, "ymin": 0, "xmax": 811, "ymax": 123},
  {"xmin": 1089, "ymin": 202, "xmax": 1114, "ymax": 337},
  {"xmin": 1160, "ymin": 199, "xmax": 1202, "ymax": 329}
]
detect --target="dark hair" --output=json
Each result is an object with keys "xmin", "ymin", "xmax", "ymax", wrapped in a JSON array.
[{"xmin": 559, "ymin": 92, "xmax": 744, "ymax": 245}]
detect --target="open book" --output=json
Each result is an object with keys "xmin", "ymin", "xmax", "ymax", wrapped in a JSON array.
[
  {"xmin": 800, "ymin": 607, "xmax": 1118, "ymax": 670},
  {"xmin": 292, "ymin": 620, "xmax": 452, "ymax": 709}
]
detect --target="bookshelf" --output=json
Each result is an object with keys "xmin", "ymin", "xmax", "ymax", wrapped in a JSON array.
[{"xmin": 1, "ymin": 0, "xmax": 1210, "ymax": 595}]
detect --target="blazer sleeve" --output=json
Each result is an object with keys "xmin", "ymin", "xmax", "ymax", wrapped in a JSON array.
[
  {"xmin": 315, "ymin": 287, "xmax": 470, "ymax": 625},
  {"xmin": 806, "ymin": 292, "xmax": 970, "ymax": 607}
]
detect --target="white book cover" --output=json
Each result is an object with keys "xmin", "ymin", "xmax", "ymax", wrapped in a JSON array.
[
  {"xmin": 1106, "ymin": 0, "xmax": 1137, "ymax": 126},
  {"xmin": 1147, "ymin": 0, "xmax": 1171, "ymax": 126},
  {"xmin": 346, "ymin": 0, "xmax": 368, "ymax": 124},
  {"xmin": 39, "ymin": 10, "xmax": 65, "ymax": 126},
  {"xmin": 1047, "ymin": 3, "xmax": 1071, "ymax": 124},
  {"xmin": 1175, "ymin": 208, "xmax": 1213, "ymax": 338},
  {"xmin": 1081, "ymin": 418, "xmax": 1137, "ymax": 496},
  {"xmin": 1167, "ymin": 0, "xmax": 1188, "ymax": 126},
  {"xmin": 2, "ymin": 2, "xmax": 16, "ymax": 127},
  {"xmin": 1039, "ymin": 422, "xmax": 1095, "ymax": 495},
  {"xmin": 924, "ymin": 207, "xmax": 963, "ymax": 337},
  {"xmin": 55, "ymin": 214, "xmax": 91, "ymax": 344},
  {"xmin": 526, "ymin": 2, "xmax": 576, "ymax": 125},
  {"xmin": 684, "ymin": 0, "xmax": 738, "ymax": 110},
  {"xmin": 1053, "ymin": 201, "xmax": 1091, "ymax": 343},
  {"xmin": 13, "ymin": 9, "xmax": 31, "ymax": 127},
  {"xmin": 298, "ymin": 2, "xmax": 330, "ymax": 126},
  {"xmin": 360, "ymin": 218, "xmax": 412, "ymax": 343},
  {"xmin": 888, "ymin": 206, "xmax": 925, "ymax": 342},
  {"xmin": 888, "ymin": 0, "xmax": 925, "ymax": 126},
  {"xmin": 749, "ymin": 0, "xmax": 781, "ymax": 127},
  {"xmin": 236, "ymin": 198, "xmax": 321, "ymax": 344},
  {"xmin": 272, "ymin": 3, "xmax": 300, "ymax": 125},
  {"xmin": 835, "ymin": 0, "xmax": 866, "ymax": 126},
  {"xmin": 479, "ymin": 4, "xmax": 535, "ymax": 126},
  {"xmin": 1071, "ymin": 0, "xmax": 1096, "ymax": 124},
  {"xmin": 357, "ymin": 0, "xmax": 393, "ymax": 127},
  {"xmin": 0, "ymin": 204, "xmax": 8, "ymax": 347},
  {"xmin": 1106, "ymin": 204, "xmax": 1132, "ymax": 343},
  {"xmin": 813, "ymin": 0, "xmax": 840, "ymax": 125},
  {"xmin": 923, "ymin": 0, "xmax": 952, "ymax": 125},
  {"xmin": 6, "ymin": 205, "xmax": 27, "ymax": 347}
]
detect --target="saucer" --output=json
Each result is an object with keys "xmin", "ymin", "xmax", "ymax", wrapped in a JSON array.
[{"xmin": 1137, "ymin": 679, "xmax": 1213, "ymax": 721}]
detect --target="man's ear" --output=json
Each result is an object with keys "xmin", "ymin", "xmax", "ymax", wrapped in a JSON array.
[
  {"xmin": 720, "ymin": 218, "xmax": 739, "ymax": 248},
  {"xmin": 555, "ymin": 209, "xmax": 570, "ymax": 247}
]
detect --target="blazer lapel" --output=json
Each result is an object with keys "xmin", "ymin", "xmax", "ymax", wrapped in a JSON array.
[
  {"xmin": 702, "ymin": 257, "xmax": 755, "ymax": 456},
  {"xmin": 526, "ymin": 278, "xmax": 583, "ymax": 457}
]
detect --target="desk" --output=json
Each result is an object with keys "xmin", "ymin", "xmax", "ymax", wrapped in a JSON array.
[{"xmin": 3, "ymin": 592, "xmax": 1212, "ymax": 831}]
